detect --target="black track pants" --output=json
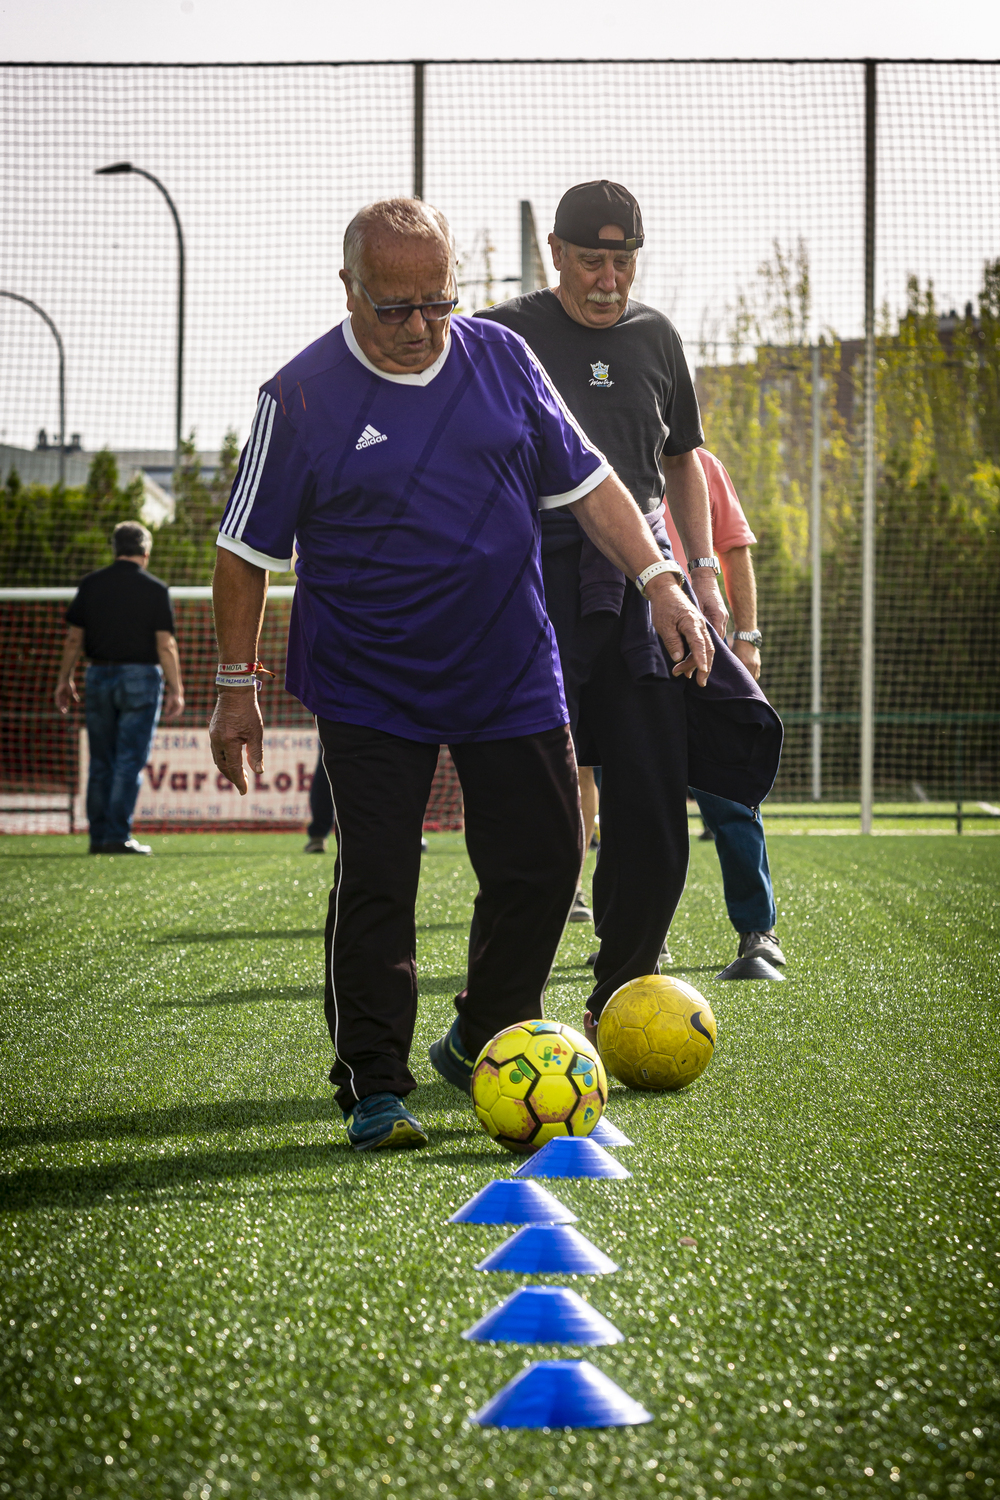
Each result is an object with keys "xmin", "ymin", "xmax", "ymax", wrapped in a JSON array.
[
  {"xmin": 542, "ymin": 546, "xmax": 690, "ymax": 1019},
  {"xmin": 316, "ymin": 718, "xmax": 583, "ymax": 1111}
]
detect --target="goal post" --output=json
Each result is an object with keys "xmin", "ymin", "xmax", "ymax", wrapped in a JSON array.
[{"xmin": 0, "ymin": 588, "xmax": 464, "ymax": 837}]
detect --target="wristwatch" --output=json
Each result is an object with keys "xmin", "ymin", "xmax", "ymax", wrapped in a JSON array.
[
  {"xmin": 687, "ymin": 555, "xmax": 720, "ymax": 575},
  {"xmin": 734, "ymin": 629, "xmax": 763, "ymax": 647}
]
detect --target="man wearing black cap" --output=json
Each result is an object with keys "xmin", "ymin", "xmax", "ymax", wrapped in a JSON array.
[{"xmin": 477, "ymin": 180, "xmax": 780, "ymax": 1033}]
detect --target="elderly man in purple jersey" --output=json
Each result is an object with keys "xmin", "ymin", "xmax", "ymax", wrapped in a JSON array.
[{"xmin": 210, "ymin": 198, "xmax": 712, "ymax": 1152}]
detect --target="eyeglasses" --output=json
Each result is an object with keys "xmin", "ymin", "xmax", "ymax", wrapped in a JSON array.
[{"xmin": 354, "ymin": 277, "xmax": 458, "ymax": 326}]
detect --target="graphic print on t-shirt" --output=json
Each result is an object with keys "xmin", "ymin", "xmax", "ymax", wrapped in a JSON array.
[
  {"xmin": 355, "ymin": 423, "xmax": 387, "ymax": 450},
  {"xmin": 477, "ymin": 289, "xmax": 704, "ymax": 515}
]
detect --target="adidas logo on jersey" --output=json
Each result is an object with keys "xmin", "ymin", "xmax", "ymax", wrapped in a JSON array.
[{"xmin": 355, "ymin": 424, "xmax": 387, "ymax": 450}]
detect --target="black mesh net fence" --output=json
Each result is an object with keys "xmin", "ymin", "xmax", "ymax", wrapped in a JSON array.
[{"xmin": 1, "ymin": 61, "xmax": 998, "ymax": 833}]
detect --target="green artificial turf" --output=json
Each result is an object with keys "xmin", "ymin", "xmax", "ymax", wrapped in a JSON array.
[{"xmin": 1, "ymin": 831, "xmax": 998, "ymax": 1500}]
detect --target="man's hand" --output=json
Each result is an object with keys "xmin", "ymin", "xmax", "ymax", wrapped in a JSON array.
[
  {"xmin": 210, "ymin": 688, "xmax": 264, "ymax": 796},
  {"xmin": 54, "ymin": 626, "xmax": 84, "ymax": 715},
  {"xmin": 647, "ymin": 575, "xmax": 715, "ymax": 687},
  {"xmin": 54, "ymin": 679, "xmax": 79, "ymax": 715},
  {"xmin": 210, "ymin": 548, "xmax": 269, "ymax": 794},
  {"xmin": 161, "ymin": 686, "xmax": 186, "ymax": 721},
  {"xmin": 732, "ymin": 639, "xmax": 761, "ymax": 681},
  {"xmin": 689, "ymin": 569, "xmax": 729, "ymax": 639}
]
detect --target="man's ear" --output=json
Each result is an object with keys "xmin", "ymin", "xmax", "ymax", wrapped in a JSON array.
[
  {"xmin": 339, "ymin": 268, "xmax": 356, "ymax": 309},
  {"xmin": 547, "ymin": 233, "xmax": 565, "ymax": 271}
]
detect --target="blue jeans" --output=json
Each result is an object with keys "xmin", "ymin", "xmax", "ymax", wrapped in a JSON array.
[
  {"xmin": 692, "ymin": 788, "xmax": 776, "ymax": 934},
  {"xmin": 85, "ymin": 663, "xmax": 163, "ymax": 845}
]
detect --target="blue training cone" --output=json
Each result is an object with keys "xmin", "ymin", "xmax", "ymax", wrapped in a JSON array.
[
  {"xmin": 511, "ymin": 1135, "xmax": 631, "ymax": 1180},
  {"xmin": 588, "ymin": 1116, "xmax": 633, "ymax": 1147},
  {"xmin": 475, "ymin": 1224, "xmax": 618, "ymax": 1275},
  {"xmin": 448, "ymin": 1178, "xmax": 577, "ymax": 1225},
  {"xmin": 469, "ymin": 1360, "xmax": 653, "ymax": 1429},
  {"xmin": 462, "ymin": 1286, "xmax": 623, "ymax": 1345}
]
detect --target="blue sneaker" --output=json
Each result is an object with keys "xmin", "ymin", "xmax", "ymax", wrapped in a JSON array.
[
  {"xmin": 344, "ymin": 1093, "xmax": 428, "ymax": 1151},
  {"xmin": 429, "ymin": 1018, "xmax": 476, "ymax": 1095}
]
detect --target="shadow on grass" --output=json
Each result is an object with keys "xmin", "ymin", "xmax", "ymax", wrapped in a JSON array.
[
  {"xmin": 1, "ymin": 1135, "xmax": 501, "ymax": 1212},
  {"xmin": 154, "ymin": 985, "xmax": 322, "ymax": 1009},
  {"xmin": 410, "ymin": 1080, "xmax": 477, "ymax": 1113},
  {"xmin": 415, "ymin": 974, "xmax": 466, "ymax": 997},
  {"xmin": 150, "ymin": 920, "xmax": 469, "ymax": 944},
  {"xmin": 0, "ymin": 1140, "xmax": 357, "ymax": 1213},
  {"xmin": 0, "ymin": 850, "xmax": 102, "ymax": 862},
  {"xmin": 421, "ymin": 1149, "xmax": 500, "ymax": 1166},
  {"xmin": 0, "ymin": 1095, "xmax": 340, "ymax": 1152},
  {"xmin": 154, "ymin": 928, "xmax": 323, "ymax": 943}
]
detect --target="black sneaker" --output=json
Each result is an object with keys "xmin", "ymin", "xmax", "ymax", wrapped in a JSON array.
[
  {"xmin": 95, "ymin": 839, "xmax": 152, "ymax": 856},
  {"xmin": 429, "ymin": 1018, "xmax": 475, "ymax": 1094},
  {"xmin": 737, "ymin": 929, "xmax": 786, "ymax": 966},
  {"xmin": 343, "ymin": 1093, "xmax": 428, "ymax": 1151}
]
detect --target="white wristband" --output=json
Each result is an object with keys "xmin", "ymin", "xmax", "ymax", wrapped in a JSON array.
[{"xmin": 635, "ymin": 560, "xmax": 682, "ymax": 598}]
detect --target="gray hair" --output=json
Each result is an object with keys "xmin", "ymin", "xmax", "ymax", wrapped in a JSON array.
[
  {"xmin": 343, "ymin": 198, "xmax": 456, "ymax": 286},
  {"xmin": 113, "ymin": 520, "xmax": 152, "ymax": 557}
]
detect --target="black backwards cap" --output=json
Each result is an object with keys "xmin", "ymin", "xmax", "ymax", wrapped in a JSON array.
[{"xmin": 552, "ymin": 180, "xmax": 644, "ymax": 252}]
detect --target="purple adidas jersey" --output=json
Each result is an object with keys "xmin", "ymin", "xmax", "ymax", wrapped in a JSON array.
[{"xmin": 217, "ymin": 315, "xmax": 611, "ymax": 742}]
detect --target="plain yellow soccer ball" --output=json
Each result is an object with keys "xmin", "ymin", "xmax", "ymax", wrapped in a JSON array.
[
  {"xmin": 597, "ymin": 975, "xmax": 717, "ymax": 1090},
  {"xmin": 471, "ymin": 1019, "xmax": 608, "ymax": 1153}
]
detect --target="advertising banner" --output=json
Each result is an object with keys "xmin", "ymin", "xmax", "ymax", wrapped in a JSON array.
[{"xmin": 76, "ymin": 726, "xmax": 320, "ymax": 827}]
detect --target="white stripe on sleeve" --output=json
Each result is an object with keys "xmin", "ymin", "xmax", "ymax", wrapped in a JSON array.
[
  {"xmin": 234, "ymin": 397, "xmax": 276, "ymax": 540},
  {"xmin": 538, "ymin": 459, "xmax": 613, "ymax": 509},
  {"xmin": 216, "ymin": 534, "xmax": 293, "ymax": 572},
  {"xmin": 221, "ymin": 393, "xmax": 276, "ymax": 540},
  {"xmin": 221, "ymin": 393, "xmax": 267, "ymax": 536}
]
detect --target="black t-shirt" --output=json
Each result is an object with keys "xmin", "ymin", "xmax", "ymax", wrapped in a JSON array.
[
  {"xmin": 476, "ymin": 289, "xmax": 703, "ymax": 514},
  {"xmin": 65, "ymin": 560, "xmax": 175, "ymax": 664}
]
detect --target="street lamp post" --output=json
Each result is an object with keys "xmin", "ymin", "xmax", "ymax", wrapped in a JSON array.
[
  {"xmin": 96, "ymin": 162, "xmax": 185, "ymax": 475},
  {"xmin": 0, "ymin": 290, "xmax": 66, "ymax": 486}
]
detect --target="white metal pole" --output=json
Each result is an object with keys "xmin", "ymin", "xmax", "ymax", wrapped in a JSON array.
[
  {"xmin": 811, "ymin": 343, "xmax": 823, "ymax": 801},
  {"xmin": 860, "ymin": 61, "xmax": 877, "ymax": 834}
]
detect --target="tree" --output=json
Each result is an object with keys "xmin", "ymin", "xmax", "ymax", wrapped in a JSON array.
[
  {"xmin": 0, "ymin": 451, "xmax": 143, "ymax": 587},
  {"xmin": 695, "ymin": 248, "xmax": 1000, "ymax": 797},
  {"xmin": 0, "ymin": 431, "xmax": 244, "ymax": 587},
  {"xmin": 150, "ymin": 429, "xmax": 240, "ymax": 582}
]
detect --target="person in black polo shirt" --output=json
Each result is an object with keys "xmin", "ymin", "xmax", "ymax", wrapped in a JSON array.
[
  {"xmin": 55, "ymin": 521, "xmax": 185, "ymax": 855},
  {"xmin": 478, "ymin": 181, "xmax": 781, "ymax": 1035}
]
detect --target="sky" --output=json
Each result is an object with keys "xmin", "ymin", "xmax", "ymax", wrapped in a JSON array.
[
  {"xmin": 3, "ymin": 0, "xmax": 999, "ymax": 64},
  {"xmin": 1, "ymin": 4, "xmax": 998, "ymax": 456}
]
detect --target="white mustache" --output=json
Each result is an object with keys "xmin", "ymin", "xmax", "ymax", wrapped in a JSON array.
[{"xmin": 586, "ymin": 290, "xmax": 622, "ymax": 304}]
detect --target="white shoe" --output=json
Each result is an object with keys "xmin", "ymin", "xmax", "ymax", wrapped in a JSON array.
[
  {"xmin": 737, "ymin": 929, "xmax": 786, "ymax": 966},
  {"xmin": 569, "ymin": 889, "xmax": 593, "ymax": 923}
]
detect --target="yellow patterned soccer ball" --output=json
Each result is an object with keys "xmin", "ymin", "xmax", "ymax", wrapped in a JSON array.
[
  {"xmin": 471, "ymin": 1019, "xmax": 608, "ymax": 1154},
  {"xmin": 597, "ymin": 976, "xmax": 717, "ymax": 1090}
]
